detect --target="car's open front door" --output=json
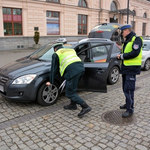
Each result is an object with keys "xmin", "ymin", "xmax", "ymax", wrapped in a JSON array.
[{"xmin": 76, "ymin": 42, "xmax": 109, "ymax": 92}]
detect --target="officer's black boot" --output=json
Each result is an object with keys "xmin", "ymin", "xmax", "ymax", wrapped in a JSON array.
[
  {"xmin": 78, "ymin": 102, "xmax": 92, "ymax": 118},
  {"xmin": 122, "ymin": 110, "xmax": 133, "ymax": 118},
  {"xmin": 120, "ymin": 104, "xmax": 127, "ymax": 109},
  {"xmin": 64, "ymin": 101, "xmax": 77, "ymax": 110}
]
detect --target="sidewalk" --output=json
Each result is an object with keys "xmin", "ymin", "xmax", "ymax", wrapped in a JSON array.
[{"xmin": 0, "ymin": 49, "xmax": 35, "ymax": 68}]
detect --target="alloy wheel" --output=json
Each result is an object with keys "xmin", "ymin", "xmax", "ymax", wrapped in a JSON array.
[
  {"xmin": 42, "ymin": 84, "xmax": 58, "ymax": 104},
  {"xmin": 111, "ymin": 67, "xmax": 119, "ymax": 83}
]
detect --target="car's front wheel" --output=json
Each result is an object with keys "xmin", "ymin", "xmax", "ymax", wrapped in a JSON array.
[
  {"xmin": 37, "ymin": 82, "xmax": 59, "ymax": 106},
  {"xmin": 107, "ymin": 66, "xmax": 120, "ymax": 85},
  {"xmin": 144, "ymin": 59, "xmax": 150, "ymax": 71}
]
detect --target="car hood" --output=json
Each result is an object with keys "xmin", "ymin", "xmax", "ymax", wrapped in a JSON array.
[{"xmin": 0, "ymin": 58, "xmax": 51, "ymax": 79}]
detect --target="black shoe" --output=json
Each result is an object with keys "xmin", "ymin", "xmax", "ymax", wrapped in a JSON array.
[
  {"xmin": 64, "ymin": 104, "xmax": 77, "ymax": 110},
  {"xmin": 120, "ymin": 104, "xmax": 127, "ymax": 109},
  {"xmin": 78, "ymin": 107, "xmax": 92, "ymax": 118},
  {"xmin": 122, "ymin": 111, "xmax": 133, "ymax": 118}
]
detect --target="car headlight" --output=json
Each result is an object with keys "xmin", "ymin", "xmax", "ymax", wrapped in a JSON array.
[{"xmin": 12, "ymin": 74, "xmax": 37, "ymax": 84}]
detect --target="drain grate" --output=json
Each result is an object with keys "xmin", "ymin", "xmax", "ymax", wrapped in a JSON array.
[{"xmin": 102, "ymin": 110, "xmax": 136, "ymax": 126}]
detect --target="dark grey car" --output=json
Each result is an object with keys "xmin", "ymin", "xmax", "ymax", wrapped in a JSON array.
[
  {"xmin": 88, "ymin": 23, "xmax": 122, "ymax": 42},
  {"xmin": 0, "ymin": 38, "xmax": 121, "ymax": 106}
]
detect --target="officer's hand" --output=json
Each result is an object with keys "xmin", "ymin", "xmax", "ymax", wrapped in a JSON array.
[
  {"xmin": 46, "ymin": 82, "xmax": 51, "ymax": 86},
  {"xmin": 117, "ymin": 54, "xmax": 121, "ymax": 60}
]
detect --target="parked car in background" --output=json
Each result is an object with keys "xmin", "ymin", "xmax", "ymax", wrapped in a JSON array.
[
  {"xmin": 0, "ymin": 38, "xmax": 121, "ymax": 106},
  {"xmin": 88, "ymin": 23, "xmax": 122, "ymax": 43},
  {"xmin": 141, "ymin": 40, "xmax": 150, "ymax": 70}
]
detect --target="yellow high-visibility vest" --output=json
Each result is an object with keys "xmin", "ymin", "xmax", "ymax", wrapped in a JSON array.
[
  {"xmin": 122, "ymin": 36, "xmax": 143, "ymax": 66},
  {"xmin": 56, "ymin": 48, "xmax": 81, "ymax": 76}
]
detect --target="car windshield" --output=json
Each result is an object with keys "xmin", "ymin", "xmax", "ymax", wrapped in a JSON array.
[
  {"xmin": 92, "ymin": 24, "xmax": 120, "ymax": 32},
  {"xmin": 143, "ymin": 41, "xmax": 150, "ymax": 51},
  {"xmin": 29, "ymin": 42, "xmax": 77, "ymax": 62},
  {"xmin": 29, "ymin": 44, "xmax": 55, "ymax": 61}
]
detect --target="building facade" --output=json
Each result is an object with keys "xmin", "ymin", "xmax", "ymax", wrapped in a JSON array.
[{"xmin": 0, "ymin": 0, "xmax": 150, "ymax": 50}]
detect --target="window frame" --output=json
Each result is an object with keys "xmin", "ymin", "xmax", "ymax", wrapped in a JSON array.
[
  {"xmin": 3, "ymin": 7, "xmax": 22, "ymax": 36},
  {"xmin": 75, "ymin": 43, "xmax": 91, "ymax": 62},
  {"xmin": 78, "ymin": 14, "xmax": 88, "ymax": 35},
  {"xmin": 46, "ymin": 11, "xmax": 60, "ymax": 35},
  {"xmin": 90, "ymin": 43, "xmax": 110, "ymax": 63},
  {"xmin": 75, "ymin": 42, "xmax": 112, "ymax": 63},
  {"xmin": 78, "ymin": 0, "xmax": 88, "ymax": 8},
  {"xmin": 142, "ymin": 23, "xmax": 146, "ymax": 36},
  {"xmin": 46, "ymin": 0, "xmax": 60, "ymax": 3},
  {"xmin": 143, "ymin": 12, "xmax": 147, "ymax": 18}
]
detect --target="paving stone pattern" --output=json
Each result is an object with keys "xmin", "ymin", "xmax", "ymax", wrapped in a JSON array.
[{"xmin": 0, "ymin": 71, "xmax": 150, "ymax": 150}]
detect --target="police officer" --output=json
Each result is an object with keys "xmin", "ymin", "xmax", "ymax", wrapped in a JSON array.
[
  {"xmin": 46, "ymin": 44, "xmax": 92, "ymax": 118},
  {"xmin": 117, "ymin": 24, "xmax": 143, "ymax": 118}
]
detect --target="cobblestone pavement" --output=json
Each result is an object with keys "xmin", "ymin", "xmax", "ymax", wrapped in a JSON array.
[{"xmin": 0, "ymin": 50, "xmax": 150, "ymax": 150}]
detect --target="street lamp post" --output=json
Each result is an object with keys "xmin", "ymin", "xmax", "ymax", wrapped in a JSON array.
[{"xmin": 127, "ymin": 0, "xmax": 129, "ymax": 24}]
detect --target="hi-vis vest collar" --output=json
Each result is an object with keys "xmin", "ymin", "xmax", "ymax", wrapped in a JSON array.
[
  {"xmin": 56, "ymin": 48, "xmax": 81, "ymax": 76},
  {"xmin": 122, "ymin": 36, "xmax": 143, "ymax": 66}
]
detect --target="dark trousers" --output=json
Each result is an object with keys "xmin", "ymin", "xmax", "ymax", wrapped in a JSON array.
[
  {"xmin": 122, "ymin": 74, "xmax": 136, "ymax": 113},
  {"xmin": 65, "ymin": 72, "xmax": 85, "ymax": 105}
]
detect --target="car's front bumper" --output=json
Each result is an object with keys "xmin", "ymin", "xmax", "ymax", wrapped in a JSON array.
[{"xmin": 0, "ymin": 81, "xmax": 37, "ymax": 102}]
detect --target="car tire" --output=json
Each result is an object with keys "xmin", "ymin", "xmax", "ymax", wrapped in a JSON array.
[
  {"xmin": 107, "ymin": 66, "xmax": 119, "ymax": 85},
  {"xmin": 144, "ymin": 59, "xmax": 150, "ymax": 71},
  {"xmin": 37, "ymin": 82, "xmax": 59, "ymax": 106}
]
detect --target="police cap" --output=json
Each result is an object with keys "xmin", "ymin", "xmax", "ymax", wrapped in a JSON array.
[
  {"xmin": 120, "ymin": 24, "xmax": 132, "ymax": 31},
  {"xmin": 53, "ymin": 43, "xmax": 64, "ymax": 51}
]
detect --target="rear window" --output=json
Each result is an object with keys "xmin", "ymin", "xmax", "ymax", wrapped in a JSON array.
[{"xmin": 92, "ymin": 24, "xmax": 120, "ymax": 32}]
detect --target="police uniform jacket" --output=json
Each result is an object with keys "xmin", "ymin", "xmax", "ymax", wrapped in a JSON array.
[
  {"xmin": 50, "ymin": 53, "xmax": 85, "ymax": 84},
  {"xmin": 121, "ymin": 31, "xmax": 142, "ymax": 75}
]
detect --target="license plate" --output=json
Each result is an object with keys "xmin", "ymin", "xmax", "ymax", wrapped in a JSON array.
[{"xmin": 0, "ymin": 85, "xmax": 4, "ymax": 92}]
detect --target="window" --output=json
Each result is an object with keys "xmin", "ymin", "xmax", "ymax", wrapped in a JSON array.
[
  {"xmin": 143, "ymin": 12, "xmax": 147, "ymax": 18},
  {"xmin": 142, "ymin": 23, "xmax": 146, "ymax": 36},
  {"xmin": 3, "ymin": 7, "xmax": 22, "ymax": 36},
  {"xmin": 46, "ymin": 11, "xmax": 60, "ymax": 35},
  {"xmin": 131, "ymin": 21, "xmax": 135, "ymax": 31},
  {"xmin": 75, "ymin": 43, "xmax": 90, "ymax": 62},
  {"xmin": 78, "ymin": 0, "xmax": 87, "ymax": 8},
  {"xmin": 111, "ymin": 29, "xmax": 120, "ymax": 42},
  {"xmin": 91, "ymin": 45, "xmax": 108, "ymax": 63},
  {"xmin": 132, "ymin": 10, "xmax": 136, "ymax": 16},
  {"xmin": 110, "ymin": 1, "xmax": 118, "ymax": 11},
  {"xmin": 78, "ymin": 14, "xmax": 87, "ymax": 35},
  {"xmin": 46, "ymin": 0, "xmax": 59, "ymax": 3}
]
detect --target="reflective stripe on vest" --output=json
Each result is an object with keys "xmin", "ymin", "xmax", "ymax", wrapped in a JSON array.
[
  {"xmin": 122, "ymin": 36, "xmax": 143, "ymax": 66},
  {"xmin": 56, "ymin": 48, "xmax": 81, "ymax": 76}
]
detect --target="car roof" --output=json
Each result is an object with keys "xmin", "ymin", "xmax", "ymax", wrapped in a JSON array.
[{"xmin": 78, "ymin": 38, "xmax": 113, "ymax": 44}]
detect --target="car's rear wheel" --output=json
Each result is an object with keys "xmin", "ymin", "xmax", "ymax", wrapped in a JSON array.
[
  {"xmin": 37, "ymin": 82, "xmax": 59, "ymax": 106},
  {"xmin": 107, "ymin": 66, "xmax": 119, "ymax": 85},
  {"xmin": 144, "ymin": 59, "xmax": 150, "ymax": 71}
]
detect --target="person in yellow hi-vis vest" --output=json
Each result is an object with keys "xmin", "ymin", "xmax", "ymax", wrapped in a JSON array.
[
  {"xmin": 117, "ymin": 24, "xmax": 143, "ymax": 118},
  {"xmin": 46, "ymin": 44, "xmax": 91, "ymax": 118}
]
